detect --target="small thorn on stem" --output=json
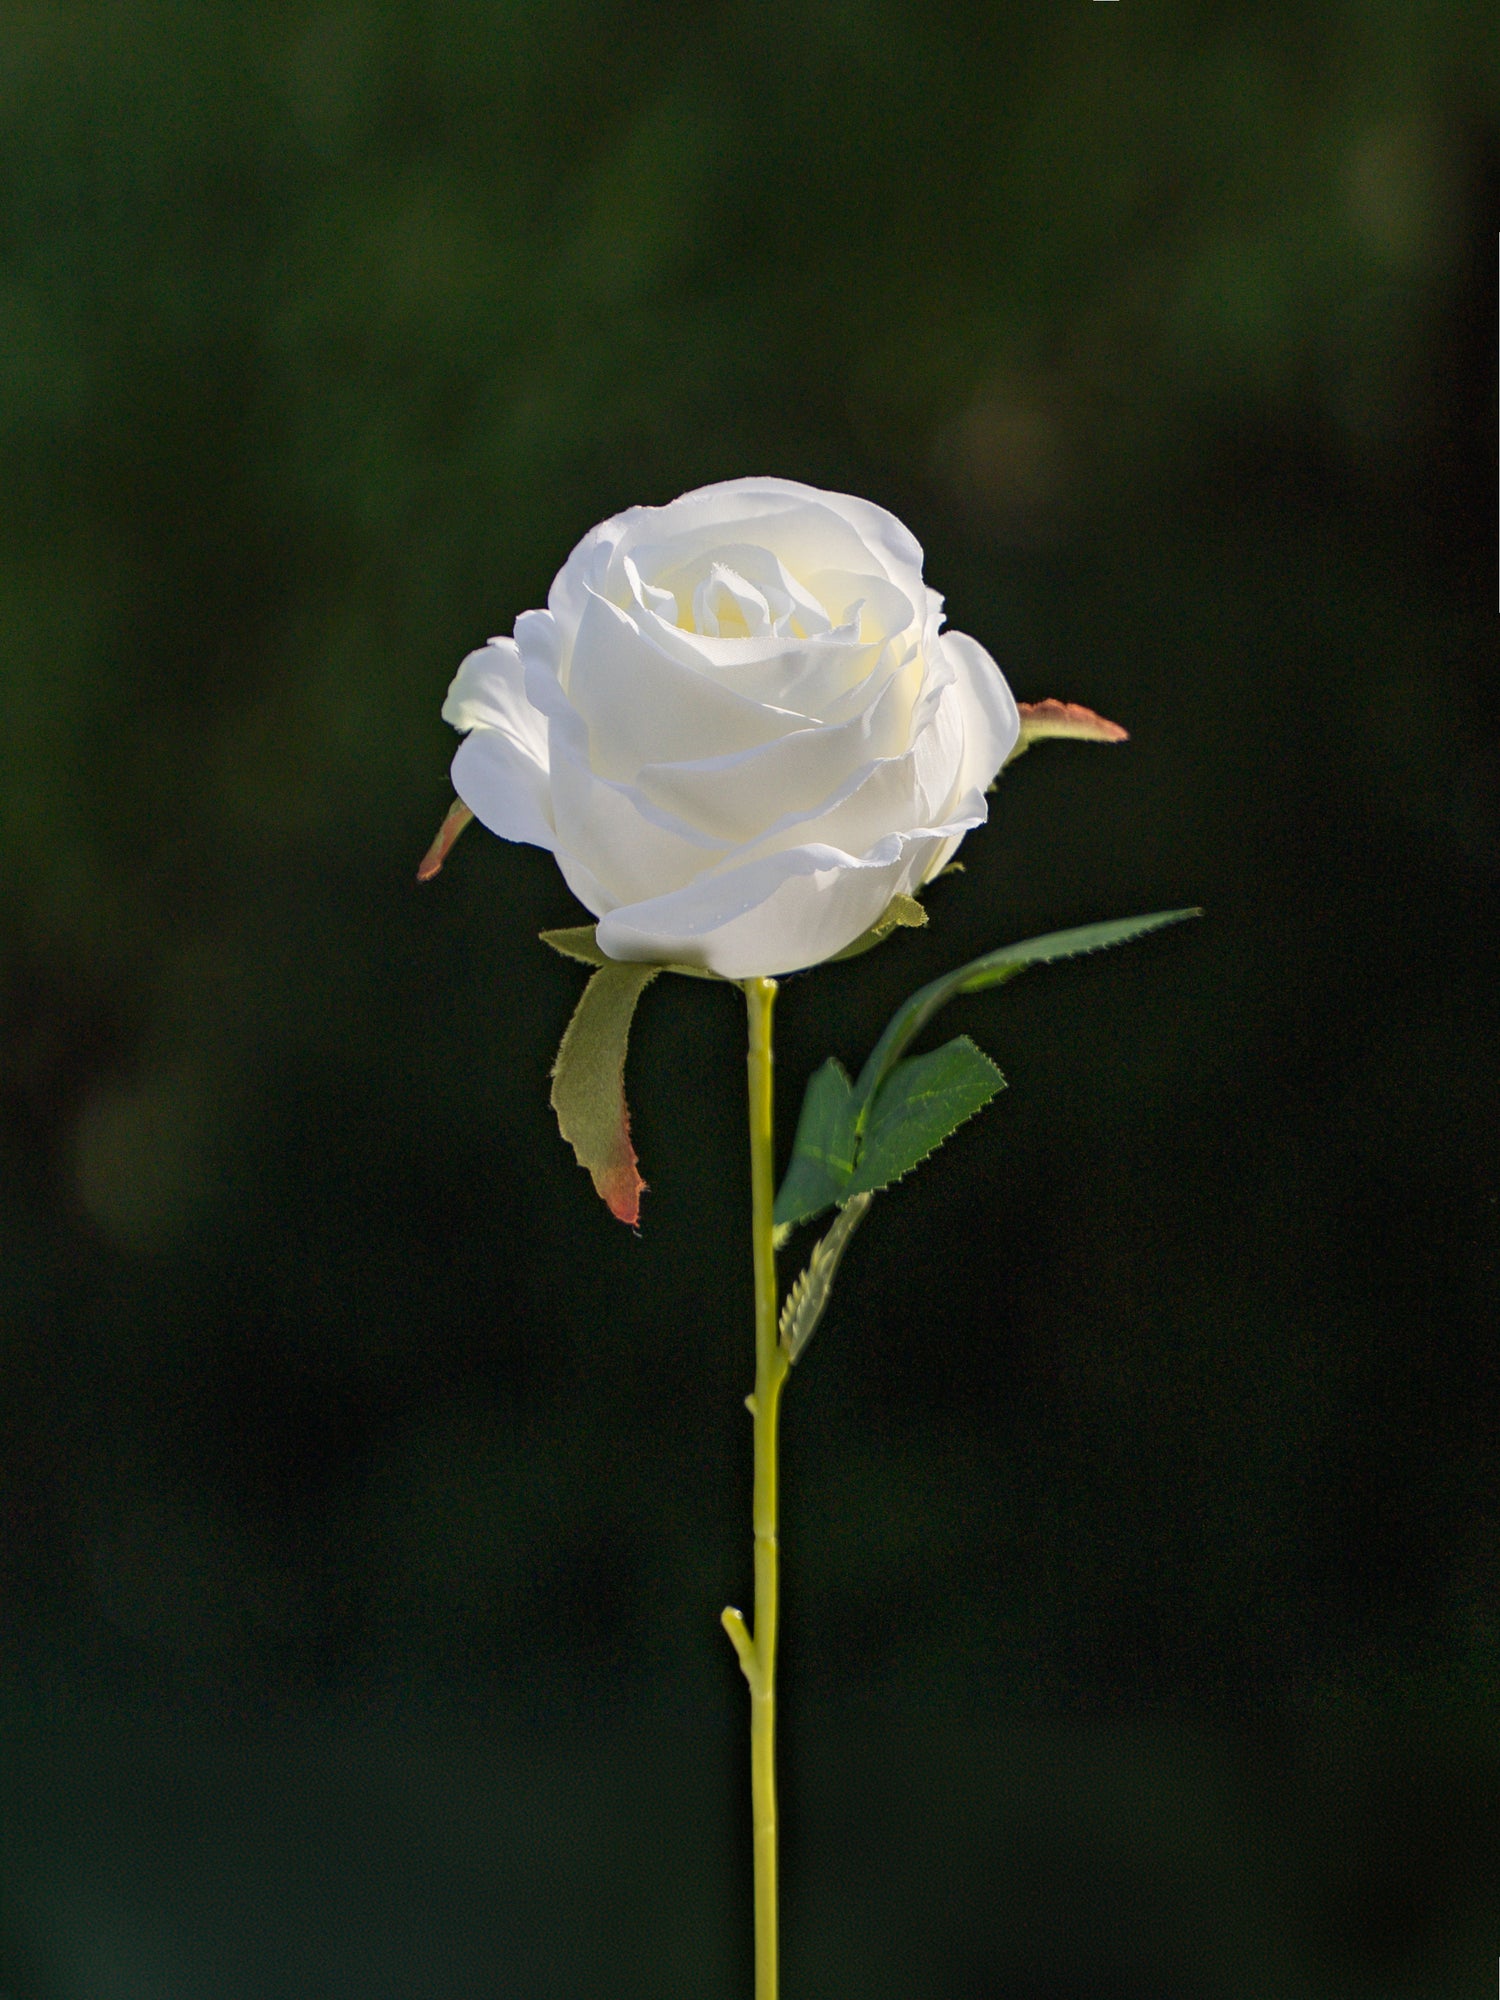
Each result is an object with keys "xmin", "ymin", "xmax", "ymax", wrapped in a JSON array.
[{"xmin": 744, "ymin": 1393, "xmax": 758, "ymax": 1415}]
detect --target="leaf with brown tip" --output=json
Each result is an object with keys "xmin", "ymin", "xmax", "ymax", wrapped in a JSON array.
[
  {"xmin": 549, "ymin": 963, "xmax": 661, "ymax": 1225},
  {"xmin": 1006, "ymin": 699, "xmax": 1129, "ymax": 764},
  {"xmin": 416, "ymin": 799, "xmax": 475, "ymax": 880}
]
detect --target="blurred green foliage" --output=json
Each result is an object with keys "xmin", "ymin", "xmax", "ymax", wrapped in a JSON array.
[{"xmin": 1, "ymin": 1, "xmax": 1497, "ymax": 1994}]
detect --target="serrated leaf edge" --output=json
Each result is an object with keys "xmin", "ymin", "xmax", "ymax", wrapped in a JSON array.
[
  {"xmin": 779, "ymin": 1191, "xmax": 873, "ymax": 1363},
  {"xmin": 845, "ymin": 1039, "xmax": 1005, "ymax": 1200}
]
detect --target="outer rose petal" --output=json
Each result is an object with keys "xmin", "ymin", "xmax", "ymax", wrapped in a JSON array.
[
  {"xmin": 595, "ymin": 820, "xmax": 973, "ymax": 980},
  {"xmin": 546, "ymin": 730, "xmax": 726, "ymax": 909},
  {"xmin": 942, "ymin": 629, "xmax": 1021, "ymax": 794},
  {"xmin": 632, "ymin": 662, "xmax": 921, "ymax": 843},
  {"xmin": 452, "ymin": 730, "xmax": 555, "ymax": 852},
  {"xmin": 442, "ymin": 639, "xmax": 549, "ymax": 756},
  {"xmin": 445, "ymin": 638, "xmax": 556, "ymax": 849}
]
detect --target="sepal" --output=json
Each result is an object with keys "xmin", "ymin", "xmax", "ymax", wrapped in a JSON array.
[
  {"xmin": 828, "ymin": 892, "xmax": 927, "ymax": 962},
  {"xmin": 1005, "ymin": 699, "xmax": 1129, "ymax": 766},
  {"xmin": 416, "ymin": 799, "xmax": 475, "ymax": 880}
]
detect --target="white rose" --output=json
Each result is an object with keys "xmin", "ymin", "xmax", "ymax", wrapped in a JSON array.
[{"xmin": 441, "ymin": 476, "xmax": 1019, "ymax": 980}]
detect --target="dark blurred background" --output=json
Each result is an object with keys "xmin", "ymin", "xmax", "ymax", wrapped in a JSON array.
[{"xmin": 1, "ymin": 2, "xmax": 1497, "ymax": 1994}]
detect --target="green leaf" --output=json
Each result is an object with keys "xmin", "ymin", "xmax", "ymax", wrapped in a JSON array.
[
  {"xmin": 774, "ymin": 907, "xmax": 1197, "ymax": 1229},
  {"xmin": 772, "ymin": 1058, "xmax": 859, "ymax": 1229},
  {"xmin": 549, "ymin": 963, "xmax": 660, "ymax": 1225},
  {"xmin": 779, "ymin": 1191, "xmax": 873, "ymax": 1364},
  {"xmin": 827, "ymin": 891, "xmax": 927, "ymax": 962},
  {"xmin": 539, "ymin": 925, "xmax": 726, "ymax": 981},
  {"xmin": 846, "ymin": 1035, "xmax": 1004, "ymax": 1199},
  {"xmin": 852, "ymin": 908, "xmax": 1200, "ymax": 1120}
]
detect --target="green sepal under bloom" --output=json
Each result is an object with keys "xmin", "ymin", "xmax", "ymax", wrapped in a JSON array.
[
  {"xmin": 774, "ymin": 907, "xmax": 1199, "ymax": 1231},
  {"xmin": 540, "ymin": 893, "xmax": 927, "ymax": 1226},
  {"xmin": 827, "ymin": 891, "xmax": 926, "ymax": 959}
]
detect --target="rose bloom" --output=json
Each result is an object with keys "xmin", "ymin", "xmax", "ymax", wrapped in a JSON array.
[{"xmin": 441, "ymin": 477, "xmax": 1019, "ymax": 980}]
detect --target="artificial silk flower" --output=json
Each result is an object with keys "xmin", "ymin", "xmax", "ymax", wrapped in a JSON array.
[
  {"xmin": 440, "ymin": 476, "xmax": 1021, "ymax": 979},
  {"xmin": 422, "ymin": 476, "xmax": 1193, "ymax": 2000}
]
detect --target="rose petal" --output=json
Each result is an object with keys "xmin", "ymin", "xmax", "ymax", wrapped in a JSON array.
[
  {"xmin": 633, "ymin": 608, "xmax": 897, "ymax": 728},
  {"xmin": 547, "ymin": 730, "xmax": 727, "ymax": 910},
  {"xmin": 451, "ymin": 734, "xmax": 555, "ymax": 853},
  {"xmin": 442, "ymin": 639, "xmax": 550, "ymax": 760},
  {"xmin": 550, "ymin": 843, "xmax": 615, "ymax": 921},
  {"xmin": 632, "ymin": 657, "xmax": 924, "ymax": 843},
  {"xmin": 909, "ymin": 674, "xmax": 969, "ymax": 822},
  {"xmin": 596, "ymin": 840, "xmax": 911, "ymax": 979},
  {"xmin": 942, "ymin": 630, "xmax": 1022, "ymax": 794},
  {"xmin": 547, "ymin": 480, "xmax": 927, "ymax": 642},
  {"xmin": 629, "ymin": 488, "xmax": 912, "ymax": 591},
  {"xmin": 444, "ymin": 638, "xmax": 556, "ymax": 850},
  {"xmin": 513, "ymin": 607, "xmax": 564, "ymax": 680},
  {"xmin": 565, "ymin": 590, "xmax": 808, "ymax": 775},
  {"xmin": 642, "ymin": 543, "xmax": 831, "ymax": 638},
  {"xmin": 729, "ymin": 728, "xmax": 977, "ymax": 881},
  {"xmin": 595, "ymin": 807, "xmax": 983, "ymax": 981}
]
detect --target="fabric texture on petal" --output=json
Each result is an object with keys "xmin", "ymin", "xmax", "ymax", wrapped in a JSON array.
[
  {"xmin": 595, "ymin": 809, "xmax": 980, "ymax": 981},
  {"xmin": 565, "ymin": 591, "xmax": 809, "ymax": 775},
  {"xmin": 631, "ymin": 661, "xmax": 924, "ymax": 845}
]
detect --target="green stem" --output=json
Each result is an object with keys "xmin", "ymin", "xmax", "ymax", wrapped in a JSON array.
[{"xmin": 722, "ymin": 975, "xmax": 786, "ymax": 2000}]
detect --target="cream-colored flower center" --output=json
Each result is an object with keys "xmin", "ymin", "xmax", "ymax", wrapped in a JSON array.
[
  {"xmin": 693, "ymin": 563, "xmax": 773, "ymax": 637},
  {"xmin": 631, "ymin": 543, "xmax": 836, "ymax": 643}
]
